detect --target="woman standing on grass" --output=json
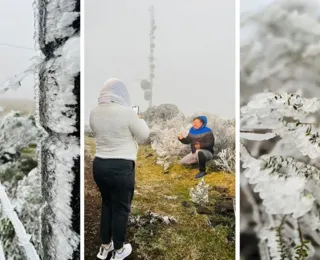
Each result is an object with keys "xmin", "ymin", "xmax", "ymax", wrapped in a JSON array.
[{"xmin": 90, "ymin": 78, "xmax": 150, "ymax": 260}]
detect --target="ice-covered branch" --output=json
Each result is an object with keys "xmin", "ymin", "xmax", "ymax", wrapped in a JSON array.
[
  {"xmin": 241, "ymin": 93, "xmax": 320, "ymax": 121},
  {"xmin": 0, "ymin": 184, "xmax": 40, "ymax": 260},
  {"xmin": 0, "ymin": 61, "xmax": 39, "ymax": 94},
  {"xmin": 240, "ymin": 0, "xmax": 320, "ymax": 258},
  {"xmin": 241, "ymin": 93, "xmax": 320, "ymax": 159},
  {"xmin": 215, "ymin": 148, "xmax": 235, "ymax": 173},
  {"xmin": 0, "ymin": 241, "xmax": 5, "ymax": 260},
  {"xmin": 241, "ymin": 144, "xmax": 319, "ymax": 218}
]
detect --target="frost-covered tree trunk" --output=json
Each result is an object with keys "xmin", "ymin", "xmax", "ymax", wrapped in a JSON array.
[
  {"xmin": 34, "ymin": 0, "xmax": 80, "ymax": 259},
  {"xmin": 240, "ymin": 1, "xmax": 320, "ymax": 259}
]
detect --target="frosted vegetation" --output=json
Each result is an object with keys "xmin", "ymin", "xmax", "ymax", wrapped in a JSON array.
[
  {"xmin": 0, "ymin": 0, "xmax": 80, "ymax": 259},
  {"xmin": 241, "ymin": 1, "xmax": 320, "ymax": 259},
  {"xmin": 142, "ymin": 104, "xmax": 235, "ymax": 173},
  {"xmin": 86, "ymin": 103, "xmax": 235, "ymax": 173}
]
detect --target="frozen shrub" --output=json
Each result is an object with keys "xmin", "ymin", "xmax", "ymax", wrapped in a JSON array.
[
  {"xmin": 142, "ymin": 103, "xmax": 181, "ymax": 127},
  {"xmin": 147, "ymin": 106, "xmax": 235, "ymax": 172},
  {"xmin": 208, "ymin": 148, "xmax": 235, "ymax": 173},
  {"xmin": 240, "ymin": 1, "xmax": 320, "ymax": 258},
  {"xmin": 150, "ymin": 113, "xmax": 190, "ymax": 170},
  {"xmin": 190, "ymin": 178, "xmax": 209, "ymax": 206}
]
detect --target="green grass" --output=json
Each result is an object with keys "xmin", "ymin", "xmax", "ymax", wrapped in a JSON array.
[
  {"xmin": 20, "ymin": 144, "xmax": 37, "ymax": 159},
  {"xmin": 86, "ymin": 136, "xmax": 235, "ymax": 259}
]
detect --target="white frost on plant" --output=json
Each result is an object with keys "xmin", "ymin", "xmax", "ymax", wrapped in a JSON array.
[
  {"xmin": 146, "ymin": 105, "xmax": 235, "ymax": 172},
  {"xmin": 0, "ymin": 184, "xmax": 40, "ymax": 260},
  {"xmin": 32, "ymin": 0, "xmax": 81, "ymax": 258},
  {"xmin": 241, "ymin": 1, "xmax": 320, "ymax": 257},
  {"xmin": 42, "ymin": 35, "xmax": 79, "ymax": 134},
  {"xmin": 0, "ymin": 62, "xmax": 38, "ymax": 94},
  {"xmin": 0, "ymin": 0, "xmax": 80, "ymax": 259},
  {"xmin": 241, "ymin": 132, "xmax": 277, "ymax": 141},
  {"xmin": 0, "ymin": 110, "xmax": 43, "ymax": 259},
  {"xmin": 44, "ymin": 1, "xmax": 79, "ymax": 44},
  {"xmin": 241, "ymin": 144, "xmax": 319, "ymax": 218},
  {"xmin": 0, "ymin": 241, "xmax": 5, "ymax": 260},
  {"xmin": 13, "ymin": 168, "xmax": 43, "ymax": 252},
  {"xmin": 0, "ymin": 112, "xmax": 46, "ymax": 155},
  {"xmin": 190, "ymin": 178, "xmax": 209, "ymax": 206},
  {"xmin": 43, "ymin": 137, "xmax": 80, "ymax": 259},
  {"xmin": 150, "ymin": 113, "xmax": 190, "ymax": 169},
  {"xmin": 215, "ymin": 148, "xmax": 235, "ymax": 173}
]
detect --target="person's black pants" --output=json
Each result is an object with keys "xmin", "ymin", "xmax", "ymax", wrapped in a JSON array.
[
  {"xmin": 197, "ymin": 151, "xmax": 207, "ymax": 172},
  {"xmin": 93, "ymin": 157, "xmax": 135, "ymax": 250}
]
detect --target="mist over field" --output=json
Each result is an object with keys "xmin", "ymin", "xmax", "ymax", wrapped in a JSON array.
[
  {"xmin": 84, "ymin": 0, "xmax": 235, "ymax": 123},
  {"xmin": 0, "ymin": 99, "xmax": 34, "ymax": 117}
]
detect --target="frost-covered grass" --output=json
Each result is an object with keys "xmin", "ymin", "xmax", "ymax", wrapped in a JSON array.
[{"xmin": 85, "ymin": 136, "xmax": 235, "ymax": 259}]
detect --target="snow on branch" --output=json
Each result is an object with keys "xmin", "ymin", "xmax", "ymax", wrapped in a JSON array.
[
  {"xmin": 241, "ymin": 93, "xmax": 320, "ymax": 159},
  {"xmin": 215, "ymin": 148, "xmax": 235, "ymax": 173},
  {"xmin": 0, "ymin": 184, "xmax": 40, "ymax": 260},
  {"xmin": 241, "ymin": 143, "xmax": 319, "ymax": 218},
  {"xmin": 242, "ymin": 93, "xmax": 320, "ymax": 120},
  {"xmin": 0, "ymin": 61, "xmax": 40, "ymax": 94},
  {"xmin": 0, "ymin": 241, "xmax": 5, "ymax": 260},
  {"xmin": 240, "ymin": 0, "xmax": 320, "ymax": 258}
]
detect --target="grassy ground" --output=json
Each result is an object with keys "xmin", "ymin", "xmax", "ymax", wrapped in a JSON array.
[{"xmin": 85, "ymin": 136, "xmax": 235, "ymax": 260}]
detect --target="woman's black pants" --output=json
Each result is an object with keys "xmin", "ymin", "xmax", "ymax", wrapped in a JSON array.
[{"xmin": 93, "ymin": 157, "xmax": 135, "ymax": 250}]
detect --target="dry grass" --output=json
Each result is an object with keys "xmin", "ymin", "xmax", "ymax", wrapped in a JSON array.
[{"xmin": 85, "ymin": 136, "xmax": 235, "ymax": 260}]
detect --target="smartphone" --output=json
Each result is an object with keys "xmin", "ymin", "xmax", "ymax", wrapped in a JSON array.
[{"xmin": 132, "ymin": 106, "xmax": 140, "ymax": 115}]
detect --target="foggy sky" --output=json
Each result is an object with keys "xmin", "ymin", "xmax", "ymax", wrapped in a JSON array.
[
  {"xmin": 0, "ymin": 1, "xmax": 277, "ymax": 122},
  {"xmin": 85, "ymin": 0, "xmax": 235, "ymax": 122},
  {"xmin": 0, "ymin": 1, "xmax": 36, "ymax": 100},
  {"xmin": 241, "ymin": 0, "xmax": 275, "ymax": 13}
]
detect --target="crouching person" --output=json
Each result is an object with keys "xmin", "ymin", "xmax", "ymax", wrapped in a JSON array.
[{"xmin": 178, "ymin": 116, "xmax": 214, "ymax": 179}]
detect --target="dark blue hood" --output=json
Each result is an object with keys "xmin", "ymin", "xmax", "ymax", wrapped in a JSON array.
[
  {"xmin": 199, "ymin": 116, "xmax": 207, "ymax": 127},
  {"xmin": 189, "ymin": 116, "xmax": 211, "ymax": 135}
]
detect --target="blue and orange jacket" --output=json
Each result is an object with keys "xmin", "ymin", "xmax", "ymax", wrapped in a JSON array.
[{"xmin": 178, "ymin": 116, "xmax": 215, "ymax": 154}]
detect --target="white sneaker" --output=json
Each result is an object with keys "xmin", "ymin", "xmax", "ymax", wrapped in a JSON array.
[
  {"xmin": 97, "ymin": 242, "xmax": 114, "ymax": 260},
  {"xmin": 111, "ymin": 244, "xmax": 132, "ymax": 260}
]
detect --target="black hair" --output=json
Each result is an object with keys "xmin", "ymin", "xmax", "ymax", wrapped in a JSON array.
[{"xmin": 193, "ymin": 117, "xmax": 204, "ymax": 124}]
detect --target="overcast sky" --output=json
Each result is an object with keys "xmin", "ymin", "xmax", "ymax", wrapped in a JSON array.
[
  {"xmin": 1, "ymin": 1, "xmax": 276, "ymax": 121},
  {"xmin": 0, "ymin": 1, "xmax": 36, "ymax": 100},
  {"xmin": 85, "ymin": 0, "xmax": 235, "ymax": 122},
  {"xmin": 241, "ymin": 0, "xmax": 275, "ymax": 13}
]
